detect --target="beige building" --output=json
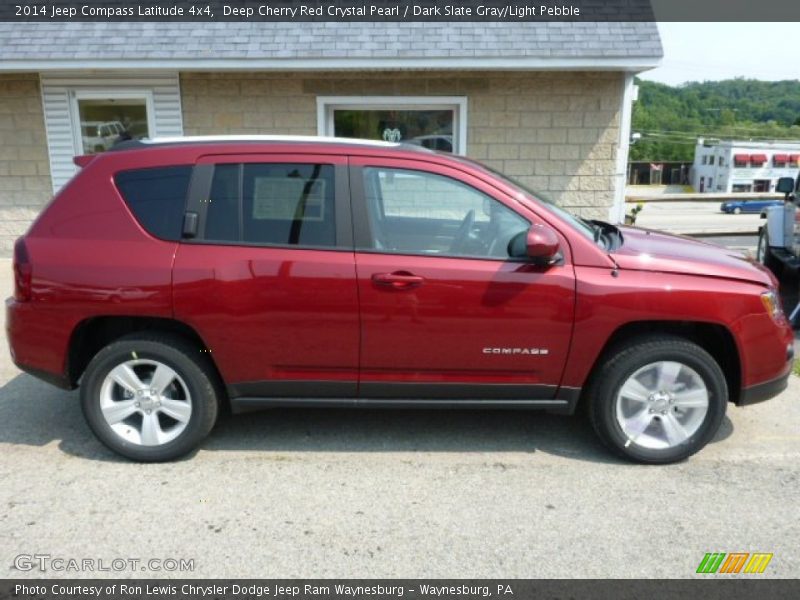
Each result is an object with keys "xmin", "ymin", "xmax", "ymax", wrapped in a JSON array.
[{"xmin": 0, "ymin": 22, "xmax": 662, "ymax": 255}]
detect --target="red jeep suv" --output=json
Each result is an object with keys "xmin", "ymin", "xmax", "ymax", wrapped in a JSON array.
[{"xmin": 5, "ymin": 137, "xmax": 795, "ymax": 463}]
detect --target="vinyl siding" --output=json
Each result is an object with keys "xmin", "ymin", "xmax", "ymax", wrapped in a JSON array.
[{"xmin": 40, "ymin": 73, "xmax": 183, "ymax": 191}]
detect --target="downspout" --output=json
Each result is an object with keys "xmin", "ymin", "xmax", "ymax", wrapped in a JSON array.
[{"xmin": 610, "ymin": 72, "xmax": 636, "ymax": 224}]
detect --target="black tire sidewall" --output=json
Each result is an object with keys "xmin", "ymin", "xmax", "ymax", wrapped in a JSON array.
[
  {"xmin": 592, "ymin": 340, "xmax": 727, "ymax": 464},
  {"xmin": 757, "ymin": 229, "xmax": 767, "ymax": 264},
  {"xmin": 81, "ymin": 338, "xmax": 217, "ymax": 462},
  {"xmin": 759, "ymin": 228, "xmax": 783, "ymax": 276}
]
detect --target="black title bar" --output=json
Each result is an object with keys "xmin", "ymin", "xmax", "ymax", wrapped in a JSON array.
[
  {"xmin": 4, "ymin": 579, "xmax": 800, "ymax": 600},
  {"xmin": 2, "ymin": 1, "xmax": 651, "ymax": 21},
  {"xmin": 2, "ymin": 0, "xmax": 800, "ymax": 22}
]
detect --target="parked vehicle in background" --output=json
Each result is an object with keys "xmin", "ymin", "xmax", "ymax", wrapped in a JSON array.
[
  {"xmin": 407, "ymin": 134, "xmax": 454, "ymax": 152},
  {"xmin": 81, "ymin": 120, "xmax": 127, "ymax": 153},
  {"xmin": 757, "ymin": 175, "xmax": 800, "ymax": 283},
  {"xmin": 720, "ymin": 198, "xmax": 783, "ymax": 214},
  {"xmin": 6, "ymin": 137, "xmax": 795, "ymax": 464}
]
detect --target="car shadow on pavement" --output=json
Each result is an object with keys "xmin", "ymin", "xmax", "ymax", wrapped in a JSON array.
[{"xmin": 0, "ymin": 373, "xmax": 734, "ymax": 465}]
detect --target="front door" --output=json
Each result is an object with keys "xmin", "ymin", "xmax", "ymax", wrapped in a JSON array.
[
  {"xmin": 350, "ymin": 158, "xmax": 575, "ymax": 400},
  {"xmin": 173, "ymin": 154, "xmax": 360, "ymax": 397}
]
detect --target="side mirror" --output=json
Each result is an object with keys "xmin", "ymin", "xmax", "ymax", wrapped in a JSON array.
[
  {"xmin": 508, "ymin": 225, "xmax": 561, "ymax": 265},
  {"xmin": 776, "ymin": 177, "xmax": 795, "ymax": 195}
]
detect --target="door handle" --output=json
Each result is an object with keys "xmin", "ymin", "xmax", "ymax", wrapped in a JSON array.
[{"xmin": 372, "ymin": 271, "xmax": 424, "ymax": 290}]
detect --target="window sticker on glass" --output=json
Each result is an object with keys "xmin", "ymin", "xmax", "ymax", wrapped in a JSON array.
[{"xmin": 251, "ymin": 178, "xmax": 325, "ymax": 221}]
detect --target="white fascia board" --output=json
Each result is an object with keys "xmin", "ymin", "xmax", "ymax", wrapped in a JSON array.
[{"xmin": 0, "ymin": 56, "xmax": 662, "ymax": 73}]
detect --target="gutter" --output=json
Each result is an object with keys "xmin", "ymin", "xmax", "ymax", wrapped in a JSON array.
[{"xmin": 0, "ymin": 56, "xmax": 663, "ymax": 73}]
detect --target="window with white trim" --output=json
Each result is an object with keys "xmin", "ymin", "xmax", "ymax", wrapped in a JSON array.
[
  {"xmin": 41, "ymin": 74, "xmax": 183, "ymax": 192},
  {"xmin": 72, "ymin": 91, "xmax": 154, "ymax": 154},
  {"xmin": 317, "ymin": 96, "xmax": 467, "ymax": 155}
]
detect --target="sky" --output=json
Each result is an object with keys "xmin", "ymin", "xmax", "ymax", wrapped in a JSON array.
[{"xmin": 640, "ymin": 23, "xmax": 800, "ymax": 86}]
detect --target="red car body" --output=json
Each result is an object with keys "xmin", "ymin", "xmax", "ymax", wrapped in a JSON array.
[{"xmin": 5, "ymin": 139, "xmax": 795, "ymax": 416}]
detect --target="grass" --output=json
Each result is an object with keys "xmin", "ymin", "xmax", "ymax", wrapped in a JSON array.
[{"xmin": 794, "ymin": 361, "xmax": 800, "ymax": 377}]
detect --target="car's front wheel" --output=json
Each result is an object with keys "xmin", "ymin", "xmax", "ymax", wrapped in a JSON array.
[
  {"xmin": 81, "ymin": 333, "xmax": 219, "ymax": 462},
  {"xmin": 588, "ymin": 336, "xmax": 727, "ymax": 464}
]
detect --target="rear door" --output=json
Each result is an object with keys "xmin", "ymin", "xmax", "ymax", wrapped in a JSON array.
[{"xmin": 172, "ymin": 154, "xmax": 359, "ymax": 398}]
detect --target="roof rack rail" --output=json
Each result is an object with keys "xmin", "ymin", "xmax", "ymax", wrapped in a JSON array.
[{"xmin": 106, "ymin": 135, "xmax": 432, "ymax": 152}]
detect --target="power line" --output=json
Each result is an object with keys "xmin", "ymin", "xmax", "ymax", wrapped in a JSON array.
[
  {"xmin": 635, "ymin": 130, "xmax": 800, "ymax": 143},
  {"xmin": 637, "ymin": 125, "xmax": 800, "ymax": 135}
]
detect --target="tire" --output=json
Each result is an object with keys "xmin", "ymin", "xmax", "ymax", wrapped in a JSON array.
[
  {"xmin": 80, "ymin": 333, "xmax": 219, "ymax": 462},
  {"xmin": 733, "ymin": 207, "xmax": 742, "ymax": 215},
  {"xmin": 587, "ymin": 336, "xmax": 727, "ymax": 464},
  {"xmin": 757, "ymin": 228, "xmax": 783, "ymax": 278}
]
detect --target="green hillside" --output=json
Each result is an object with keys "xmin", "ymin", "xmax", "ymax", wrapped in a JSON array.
[{"xmin": 630, "ymin": 79, "xmax": 800, "ymax": 162}]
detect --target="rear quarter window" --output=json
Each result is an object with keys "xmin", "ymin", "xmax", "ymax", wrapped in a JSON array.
[{"xmin": 115, "ymin": 166, "xmax": 192, "ymax": 241}]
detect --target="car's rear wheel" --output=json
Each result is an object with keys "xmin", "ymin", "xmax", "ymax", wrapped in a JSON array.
[
  {"xmin": 588, "ymin": 336, "xmax": 727, "ymax": 464},
  {"xmin": 81, "ymin": 333, "xmax": 219, "ymax": 462}
]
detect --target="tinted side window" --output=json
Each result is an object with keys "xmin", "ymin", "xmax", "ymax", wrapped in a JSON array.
[
  {"xmin": 204, "ymin": 163, "xmax": 336, "ymax": 248},
  {"xmin": 362, "ymin": 167, "xmax": 529, "ymax": 259},
  {"xmin": 115, "ymin": 166, "xmax": 192, "ymax": 241}
]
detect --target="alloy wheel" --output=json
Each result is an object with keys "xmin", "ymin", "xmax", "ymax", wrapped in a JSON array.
[
  {"xmin": 614, "ymin": 361, "xmax": 709, "ymax": 450},
  {"xmin": 99, "ymin": 359, "xmax": 192, "ymax": 446}
]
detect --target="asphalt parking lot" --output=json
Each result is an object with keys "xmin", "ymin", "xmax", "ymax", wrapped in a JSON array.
[{"xmin": 1, "ymin": 257, "xmax": 798, "ymax": 579}]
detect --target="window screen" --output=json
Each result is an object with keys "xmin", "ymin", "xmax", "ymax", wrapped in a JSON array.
[
  {"xmin": 115, "ymin": 166, "xmax": 192, "ymax": 241},
  {"xmin": 204, "ymin": 163, "xmax": 336, "ymax": 248}
]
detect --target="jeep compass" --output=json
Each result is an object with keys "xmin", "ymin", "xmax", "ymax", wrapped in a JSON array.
[{"xmin": 5, "ymin": 136, "xmax": 795, "ymax": 463}]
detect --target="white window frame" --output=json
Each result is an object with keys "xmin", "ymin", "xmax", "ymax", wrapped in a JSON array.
[
  {"xmin": 69, "ymin": 89, "xmax": 156, "ymax": 155},
  {"xmin": 316, "ymin": 96, "xmax": 468, "ymax": 155}
]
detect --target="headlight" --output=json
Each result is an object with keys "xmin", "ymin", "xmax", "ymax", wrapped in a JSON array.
[{"xmin": 761, "ymin": 290, "xmax": 786, "ymax": 323}]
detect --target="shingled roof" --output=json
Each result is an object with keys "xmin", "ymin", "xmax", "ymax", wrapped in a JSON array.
[{"xmin": 0, "ymin": 22, "xmax": 662, "ymax": 70}]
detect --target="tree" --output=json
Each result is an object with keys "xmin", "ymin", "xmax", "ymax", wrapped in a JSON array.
[{"xmin": 630, "ymin": 78, "xmax": 800, "ymax": 162}]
